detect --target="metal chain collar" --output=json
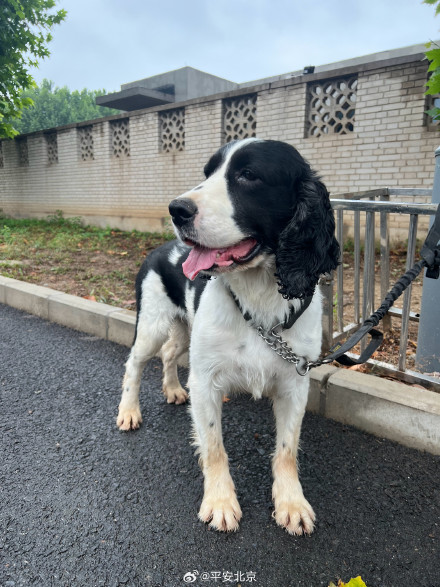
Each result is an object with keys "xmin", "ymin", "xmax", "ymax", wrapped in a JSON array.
[
  {"xmin": 256, "ymin": 322, "xmax": 325, "ymax": 376},
  {"xmin": 226, "ymin": 284, "xmax": 320, "ymax": 375}
]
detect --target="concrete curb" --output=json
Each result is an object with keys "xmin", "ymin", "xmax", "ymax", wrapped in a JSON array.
[
  {"xmin": 308, "ymin": 365, "xmax": 440, "ymax": 455},
  {"xmin": 1, "ymin": 275, "xmax": 440, "ymax": 455},
  {"xmin": 0, "ymin": 275, "xmax": 136, "ymax": 347}
]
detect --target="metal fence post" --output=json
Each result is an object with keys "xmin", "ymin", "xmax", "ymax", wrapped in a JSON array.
[
  {"xmin": 415, "ymin": 147, "xmax": 440, "ymax": 373},
  {"xmin": 320, "ymin": 273, "xmax": 334, "ymax": 354}
]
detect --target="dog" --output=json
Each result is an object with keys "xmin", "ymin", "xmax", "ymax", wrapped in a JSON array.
[{"xmin": 117, "ymin": 138, "xmax": 340, "ymax": 535}]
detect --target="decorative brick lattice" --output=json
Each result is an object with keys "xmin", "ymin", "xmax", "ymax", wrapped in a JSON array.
[
  {"xmin": 46, "ymin": 133, "xmax": 58, "ymax": 164},
  {"xmin": 0, "ymin": 141, "xmax": 3, "ymax": 168},
  {"xmin": 306, "ymin": 76, "xmax": 357, "ymax": 138},
  {"xmin": 111, "ymin": 119, "xmax": 130, "ymax": 157},
  {"xmin": 159, "ymin": 109, "xmax": 185, "ymax": 152},
  {"xmin": 223, "ymin": 95, "xmax": 257, "ymax": 143},
  {"xmin": 78, "ymin": 126, "xmax": 94, "ymax": 160},
  {"xmin": 17, "ymin": 138, "xmax": 29, "ymax": 166}
]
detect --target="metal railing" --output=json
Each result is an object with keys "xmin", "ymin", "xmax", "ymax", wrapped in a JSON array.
[{"xmin": 321, "ymin": 188, "xmax": 439, "ymax": 389}]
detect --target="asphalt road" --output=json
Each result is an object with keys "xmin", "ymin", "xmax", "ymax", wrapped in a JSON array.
[{"xmin": 1, "ymin": 302, "xmax": 439, "ymax": 587}]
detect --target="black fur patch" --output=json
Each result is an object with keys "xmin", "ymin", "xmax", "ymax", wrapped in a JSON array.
[
  {"xmin": 134, "ymin": 240, "xmax": 206, "ymax": 341},
  {"xmin": 203, "ymin": 141, "xmax": 236, "ymax": 178},
  {"xmin": 224, "ymin": 140, "xmax": 340, "ymax": 299}
]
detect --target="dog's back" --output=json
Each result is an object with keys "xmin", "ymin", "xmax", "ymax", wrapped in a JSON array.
[{"xmin": 133, "ymin": 240, "xmax": 206, "ymax": 344}]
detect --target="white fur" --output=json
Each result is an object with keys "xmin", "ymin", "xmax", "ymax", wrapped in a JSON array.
[
  {"xmin": 176, "ymin": 139, "xmax": 258, "ymax": 248},
  {"xmin": 168, "ymin": 243, "xmax": 184, "ymax": 266},
  {"xmin": 117, "ymin": 270, "xmax": 188, "ymax": 429},
  {"xmin": 117, "ymin": 139, "xmax": 323, "ymax": 535},
  {"xmin": 187, "ymin": 264, "xmax": 320, "ymax": 534}
]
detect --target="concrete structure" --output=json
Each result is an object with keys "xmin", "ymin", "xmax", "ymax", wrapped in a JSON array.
[
  {"xmin": 96, "ymin": 66, "xmax": 238, "ymax": 111},
  {"xmin": 0, "ymin": 43, "xmax": 438, "ymax": 237}
]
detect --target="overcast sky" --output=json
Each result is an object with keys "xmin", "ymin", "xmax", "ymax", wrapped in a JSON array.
[{"xmin": 31, "ymin": 0, "xmax": 440, "ymax": 93}]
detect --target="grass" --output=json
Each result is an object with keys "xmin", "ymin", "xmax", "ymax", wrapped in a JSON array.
[
  {"xmin": 0, "ymin": 210, "xmax": 169, "ymax": 252},
  {"xmin": 0, "ymin": 211, "xmax": 174, "ymax": 308}
]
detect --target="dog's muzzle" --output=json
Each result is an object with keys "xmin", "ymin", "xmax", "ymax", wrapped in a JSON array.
[{"xmin": 169, "ymin": 198, "xmax": 198, "ymax": 228}]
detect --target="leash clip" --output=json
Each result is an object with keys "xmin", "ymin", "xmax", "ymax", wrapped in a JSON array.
[
  {"xmin": 257, "ymin": 323, "xmax": 313, "ymax": 376},
  {"xmin": 295, "ymin": 356, "xmax": 311, "ymax": 376}
]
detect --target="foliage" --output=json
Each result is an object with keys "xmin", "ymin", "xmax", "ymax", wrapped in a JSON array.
[
  {"xmin": 424, "ymin": 1, "xmax": 440, "ymax": 122},
  {"xmin": 0, "ymin": 0, "xmax": 66, "ymax": 138},
  {"xmin": 0, "ymin": 210, "xmax": 174, "ymax": 252},
  {"xmin": 11, "ymin": 79, "xmax": 120, "ymax": 134},
  {"xmin": 329, "ymin": 577, "xmax": 367, "ymax": 587},
  {"xmin": 425, "ymin": 0, "xmax": 440, "ymax": 16},
  {"xmin": 425, "ymin": 42, "xmax": 440, "ymax": 94}
]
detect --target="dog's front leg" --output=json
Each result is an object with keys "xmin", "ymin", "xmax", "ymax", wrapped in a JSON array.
[
  {"xmin": 190, "ymin": 375, "xmax": 242, "ymax": 532},
  {"xmin": 271, "ymin": 378, "xmax": 316, "ymax": 535}
]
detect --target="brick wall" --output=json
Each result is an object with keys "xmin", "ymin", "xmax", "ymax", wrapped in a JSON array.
[{"xmin": 0, "ymin": 51, "xmax": 437, "ymax": 241}]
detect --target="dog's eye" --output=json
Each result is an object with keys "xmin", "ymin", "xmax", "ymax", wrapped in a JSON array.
[{"xmin": 239, "ymin": 169, "xmax": 258, "ymax": 182}]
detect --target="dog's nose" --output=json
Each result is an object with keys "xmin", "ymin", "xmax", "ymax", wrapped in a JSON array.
[{"xmin": 169, "ymin": 198, "xmax": 198, "ymax": 227}]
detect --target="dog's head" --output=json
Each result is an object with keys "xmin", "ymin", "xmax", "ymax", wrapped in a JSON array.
[{"xmin": 169, "ymin": 139, "xmax": 340, "ymax": 299}]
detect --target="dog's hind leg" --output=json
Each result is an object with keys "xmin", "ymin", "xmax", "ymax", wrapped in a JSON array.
[{"xmin": 160, "ymin": 318, "xmax": 189, "ymax": 404}]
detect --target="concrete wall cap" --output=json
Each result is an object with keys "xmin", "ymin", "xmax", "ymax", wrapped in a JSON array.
[
  {"xmin": 47, "ymin": 292, "xmax": 118, "ymax": 315},
  {"xmin": 1, "ymin": 276, "xmax": 60, "ymax": 297},
  {"xmin": 107, "ymin": 308, "xmax": 136, "ymax": 322},
  {"xmin": 309, "ymin": 364, "xmax": 339, "ymax": 383},
  {"xmin": 327, "ymin": 368, "xmax": 440, "ymax": 415}
]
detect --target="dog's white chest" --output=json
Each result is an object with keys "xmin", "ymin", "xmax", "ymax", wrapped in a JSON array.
[
  {"xmin": 190, "ymin": 314, "xmax": 285, "ymax": 399},
  {"xmin": 227, "ymin": 333, "xmax": 279, "ymax": 398}
]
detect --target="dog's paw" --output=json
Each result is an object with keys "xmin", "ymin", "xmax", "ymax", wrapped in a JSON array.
[
  {"xmin": 116, "ymin": 405, "xmax": 142, "ymax": 431},
  {"xmin": 162, "ymin": 385, "xmax": 188, "ymax": 405},
  {"xmin": 273, "ymin": 497, "xmax": 316, "ymax": 535},
  {"xmin": 198, "ymin": 494, "xmax": 242, "ymax": 532}
]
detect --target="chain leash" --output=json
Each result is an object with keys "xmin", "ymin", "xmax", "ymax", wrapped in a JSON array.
[{"xmin": 256, "ymin": 322, "xmax": 327, "ymax": 376}]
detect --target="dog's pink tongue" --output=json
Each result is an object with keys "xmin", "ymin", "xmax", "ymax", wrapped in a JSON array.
[
  {"xmin": 182, "ymin": 247, "xmax": 224, "ymax": 280},
  {"xmin": 182, "ymin": 239, "xmax": 256, "ymax": 280}
]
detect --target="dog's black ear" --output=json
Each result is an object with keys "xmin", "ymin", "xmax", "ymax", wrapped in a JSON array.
[{"xmin": 275, "ymin": 177, "xmax": 340, "ymax": 300}]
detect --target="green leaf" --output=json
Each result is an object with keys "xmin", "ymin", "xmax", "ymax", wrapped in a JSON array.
[
  {"xmin": 341, "ymin": 578, "xmax": 368, "ymax": 587},
  {"xmin": 328, "ymin": 578, "xmax": 368, "ymax": 587},
  {"xmin": 426, "ymin": 107, "xmax": 440, "ymax": 119},
  {"xmin": 425, "ymin": 48, "xmax": 440, "ymax": 62},
  {"xmin": 426, "ymin": 75, "xmax": 440, "ymax": 94},
  {"xmin": 424, "ymin": 0, "xmax": 440, "ymax": 15},
  {"xmin": 0, "ymin": 0, "xmax": 67, "ymax": 138}
]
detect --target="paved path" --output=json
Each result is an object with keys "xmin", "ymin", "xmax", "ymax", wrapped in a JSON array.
[{"xmin": 1, "ymin": 303, "xmax": 439, "ymax": 587}]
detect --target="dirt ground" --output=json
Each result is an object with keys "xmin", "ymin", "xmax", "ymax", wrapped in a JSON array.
[
  {"xmin": 0, "ymin": 225, "xmax": 434, "ymax": 382},
  {"xmin": 0, "ymin": 230, "xmax": 168, "ymax": 310}
]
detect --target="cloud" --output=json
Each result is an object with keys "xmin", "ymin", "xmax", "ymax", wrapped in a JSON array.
[{"xmin": 32, "ymin": 0, "xmax": 440, "ymax": 90}]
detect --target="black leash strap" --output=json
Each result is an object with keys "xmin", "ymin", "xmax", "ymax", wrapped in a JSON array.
[
  {"xmin": 324, "ymin": 328, "xmax": 384, "ymax": 367},
  {"xmin": 421, "ymin": 202, "xmax": 440, "ymax": 279},
  {"xmin": 322, "ymin": 262, "xmax": 426, "ymax": 367}
]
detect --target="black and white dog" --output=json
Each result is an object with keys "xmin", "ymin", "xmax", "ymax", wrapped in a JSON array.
[{"xmin": 117, "ymin": 138, "xmax": 340, "ymax": 535}]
